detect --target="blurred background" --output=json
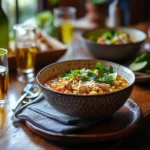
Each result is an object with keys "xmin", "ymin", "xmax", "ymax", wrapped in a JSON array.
[
  {"xmin": 2, "ymin": 0, "xmax": 150, "ymax": 32},
  {"xmin": 0, "ymin": 0, "xmax": 150, "ymax": 60}
]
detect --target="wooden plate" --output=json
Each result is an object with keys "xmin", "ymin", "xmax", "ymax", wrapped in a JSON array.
[
  {"xmin": 26, "ymin": 99, "xmax": 142, "ymax": 143},
  {"xmin": 136, "ymin": 76, "xmax": 150, "ymax": 83},
  {"xmin": 135, "ymin": 72, "xmax": 150, "ymax": 83}
]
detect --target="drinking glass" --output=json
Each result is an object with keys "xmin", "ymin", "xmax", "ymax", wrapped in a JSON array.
[
  {"xmin": 0, "ymin": 107, "xmax": 7, "ymax": 134},
  {"xmin": 53, "ymin": 7, "xmax": 76, "ymax": 44},
  {"xmin": 145, "ymin": 25, "xmax": 150, "ymax": 51},
  {"xmin": 0, "ymin": 48, "xmax": 8, "ymax": 107},
  {"xmin": 13, "ymin": 24, "xmax": 37, "ymax": 83}
]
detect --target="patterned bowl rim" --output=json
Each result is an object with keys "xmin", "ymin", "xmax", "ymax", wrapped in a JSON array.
[
  {"xmin": 36, "ymin": 59, "xmax": 135, "ymax": 97},
  {"xmin": 80, "ymin": 27, "xmax": 147, "ymax": 46}
]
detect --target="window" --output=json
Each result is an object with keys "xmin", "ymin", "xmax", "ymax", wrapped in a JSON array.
[{"xmin": 2, "ymin": 0, "xmax": 38, "ymax": 31}]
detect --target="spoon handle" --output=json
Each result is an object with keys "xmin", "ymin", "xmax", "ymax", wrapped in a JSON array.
[{"xmin": 12, "ymin": 93, "xmax": 28, "ymax": 112}]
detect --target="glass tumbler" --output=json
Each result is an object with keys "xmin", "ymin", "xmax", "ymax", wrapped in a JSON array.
[
  {"xmin": 0, "ymin": 48, "xmax": 8, "ymax": 107},
  {"xmin": 53, "ymin": 7, "xmax": 76, "ymax": 45},
  {"xmin": 14, "ymin": 24, "xmax": 37, "ymax": 83}
]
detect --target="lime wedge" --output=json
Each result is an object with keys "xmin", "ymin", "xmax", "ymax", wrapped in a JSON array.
[
  {"xmin": 109, "ymin": 72, "xmax": 117, "ymax": 81},
  {"xmin": 129, "ymin": 61, "xmax": 148, "ymax": 72}
]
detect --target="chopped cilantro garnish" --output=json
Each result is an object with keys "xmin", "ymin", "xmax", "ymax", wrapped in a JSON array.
[
  {"xmin": 87, "ymin": 71, "xmax": 97, "ymax": 78},
  {"xmin": 57, "ymin": 62, "xmax": 117, "ymax": 85},
  {"xmin": 96, "ymin": 62, "xmax": 102, "ymax": 70},
  {"xmin": 109, "ymin": 66, "xmax": 114, "ymax": 73},
  {"xmin": 80, "ymin": 76, "xmax": 87, "ymax": 81}
]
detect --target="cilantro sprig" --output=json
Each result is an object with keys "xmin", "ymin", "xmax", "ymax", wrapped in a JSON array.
[
  {"xmin": 58, "ymin": 62, "xmax": 117, "ymax": 85},
  {"xmin": 96, "ymin": 62, "xmax": 114, "ymax": 77},
  {"xmin": 59, "ymin": 70, "xmax": 80, "ymax": 80}
]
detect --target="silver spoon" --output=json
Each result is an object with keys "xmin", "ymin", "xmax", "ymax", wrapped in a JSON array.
[
  {"xmin": 22, "ymin": 84, "xmax": 41, "ymax": 104},
  {"xmin": 12, "ymin": 83, "xmax": 41, "ymax": 112}
]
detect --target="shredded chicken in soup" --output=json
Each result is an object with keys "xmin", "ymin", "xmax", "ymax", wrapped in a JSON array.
[{"xmin": 44, "ymin": 62, "xmax": 129, "ymax": 95}]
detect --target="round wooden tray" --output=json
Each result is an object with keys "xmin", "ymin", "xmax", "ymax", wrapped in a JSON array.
[{"xmin": 26, "ymin": 99, "xmax": 142, "ymax": 143}]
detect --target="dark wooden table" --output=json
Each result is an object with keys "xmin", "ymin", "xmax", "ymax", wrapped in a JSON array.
[{"xmin": 0, "ymin": 21, "xmax": 150, "ymax": 150}]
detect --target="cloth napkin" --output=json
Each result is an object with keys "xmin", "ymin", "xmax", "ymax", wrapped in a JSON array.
[{"xmin": 14, "ymin": 94, "xmax": 109, "ymax": 134}]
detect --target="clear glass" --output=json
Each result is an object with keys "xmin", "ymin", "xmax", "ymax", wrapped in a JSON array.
[
  {"xmin": 144, "ymin": 25, "xmax": 150, "ymax": 51},
  {"xmin": 0, "ymin": 48, "xmax": 8, "ymax": 107},
  {"xmin": 13, "ymin": 24, "xmax": 37, "ymax": 83},
  {"xmin": 2, "ymin": 0, "xmax": 38, "ymax": 30},
  {"xmin": 53, "ymin": 7, "xmax": 76, "ymax": 44},
  {"xmin": 0, "ymin": 107, "xmax": 7, "ymax": 134}
]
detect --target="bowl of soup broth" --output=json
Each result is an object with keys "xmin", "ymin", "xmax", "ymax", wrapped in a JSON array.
[{"xmin": 37, "ymin": 60, "xmax": 135, "ymax": 118}]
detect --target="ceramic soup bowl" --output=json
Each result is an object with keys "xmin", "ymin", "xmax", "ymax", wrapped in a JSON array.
[
  {"xmin": 80, "ymin": 28, "xmax": 146, "ymax": 62},
  {"xmin": 37, "ymin": 60, "xmax": 135, "ymax": 119}
]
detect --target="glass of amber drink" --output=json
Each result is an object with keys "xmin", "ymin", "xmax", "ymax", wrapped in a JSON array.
[
  {"xmin": 14, "ymin": 24, "xmax": 37, "ymax": 83},
  {"xmin": 54, "ymin": 7, "xmax": 76, "ymax": 44},
  {"xmin": 0, "ymin": 48, "xmax": 8, "ymax": 107}
]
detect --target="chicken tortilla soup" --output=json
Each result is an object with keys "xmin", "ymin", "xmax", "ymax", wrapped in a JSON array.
[{"xmin": 44, "ymin": 62, "xmax": 129, "ymax": 95}]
